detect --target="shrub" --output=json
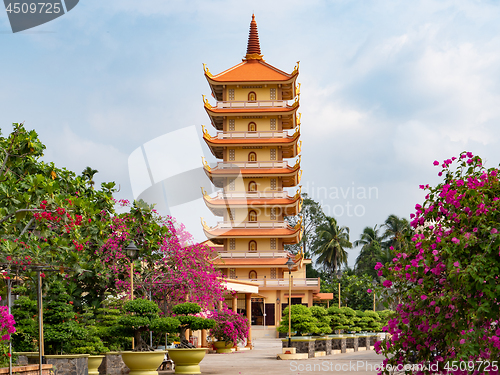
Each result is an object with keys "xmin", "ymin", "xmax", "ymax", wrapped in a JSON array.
[
  {"xmin": 277, "ymin": 305, "xmax": 319, "ymax": 336},
  {"xmin": 309, "ymin": 306, "xmax": 332, "ymax": 335},
  {"xmin": 171, "ymin": 303, "xmax": 215, "ymax": 348},
  {"xmin": 209, "ymin": 308, "xmax": 249, "ymax": 345}
]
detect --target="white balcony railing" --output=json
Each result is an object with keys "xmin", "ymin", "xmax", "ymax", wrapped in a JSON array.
[
  {"xmin": 214, "ymin": 191, "xmax": 290, "ymax": 199},
  {"xmin": 215, "ymin": 131, "xmax": 289, "ymax": 139},
  {"xmin": 216, "ymin": 161, "xmax": 289, "ymax": 169},
  {"xmin": 213, "ymin": 221, "xmax": 290, "ymax": 230},
  {"xmin": 218, "ymin": 251, "xmax": 288, "ymax": 258},
  {"xmin": 234, "ymin": 278, "xmax": 320, "ymax": 288},
  {"xmin": 216, "ymin": 100, "xmax": 288, "ymax": 109}
]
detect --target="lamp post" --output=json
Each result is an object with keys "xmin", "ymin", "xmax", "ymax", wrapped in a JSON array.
[
  {"xmin": 336, "ymin": 269, "xmax": 343, "ymax": 308},
  {"xmin": 285, "ymin": 258, "xmax": 295, "ymax": 348},
  {"xmin": 125, "ymin": 241, "xmax": 139, "ymax": 300}
]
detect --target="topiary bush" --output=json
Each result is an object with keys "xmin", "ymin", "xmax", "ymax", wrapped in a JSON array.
[
  {"xmin": 309, "ymin": 306, "xmax": 332, "ymax": 335},
  {"xmin": 277, "ymin": 305, "xmax": 319, "ymax": 336},
  {"xmin": 11, "ymin": 295, "xmax": 38, "ymax": 352},
  {"xmin": 326, "ymin": 306, "xmax": 351, "ymax": 331},
  {"xmin": 171, "ymin": 303, "xmax": 215, "ymax": 348},
  {"xmin": 118, "ymin": 298, "xmax": 180, "ymax": 351}
]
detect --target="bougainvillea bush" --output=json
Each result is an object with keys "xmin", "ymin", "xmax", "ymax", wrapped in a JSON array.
[
  {"xmin": 209, "ymin": 307, "xmax": 250, "ymax": 345},
  {"xmin": 376, "ymin": 152, "xmax": 500, "ymax": 374}
]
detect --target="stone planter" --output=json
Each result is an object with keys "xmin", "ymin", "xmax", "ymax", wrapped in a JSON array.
[
  {"xmin": 120, "ymin": 351, "xmax": 166, "ymax": 375},
  {"xmin": 98, "ymin": 352, "xmax": 129, "ymax": 375},
  {"xmin": 14, "ymin": 353, "xmax": 39, "ymax": 366},
  {"xmin": 167, "ymin": 348, "xmax": 208, "ymax": 374},
  {"xmin": 45, "ymin": 354, "xmax": 89, "ymax": 375},
  {"xmin": 313, "ymin": 337, "xmax": 331, "ymax": 355},
  {"xmin": 88, "ymin": 356, "xmax": 104, "ymax": 375},
  {"xmin": 329, "ymin": 335, "xmax": 346, "ymax": 353},
  {"xmin": 344, "ymin": 334, "xmax": 358, "ymax": 351},
  {"xmin": 356, "ymin": 334, "xmax": 368, "ymax": 349},
  {"xmin": 213, "ymin": 341, "xmax": 234, "ymax": 354},
  {"xmin": 281, "ymin": 337, "xmax": 316, "ymax": 358},
  {"xmin": 0, "ymin": 364, "xmax": 53, "ymax": 375}
]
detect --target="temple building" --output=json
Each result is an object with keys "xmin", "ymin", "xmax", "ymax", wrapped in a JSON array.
[{"xmin": 200, "ymin": 15, "xmax": 325, "ymax": 343}]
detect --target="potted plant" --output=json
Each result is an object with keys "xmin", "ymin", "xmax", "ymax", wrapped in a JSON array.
[
  {"xmin": 208, "ymin": 307, "xmax": 249, "ymax": 353},
  {"xmin": 116, "ymin": 298, "xmax": 180, "ymax": 375},
  {"xmin": 167, "ymin": 303, "xmax": 215, "ymax": 374}
]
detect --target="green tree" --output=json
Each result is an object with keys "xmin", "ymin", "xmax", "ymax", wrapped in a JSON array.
[
  {"xmin": 285, "ymin": 193, "xmax": 326, "ymax": 257},
  {"xmin": 277, "ymin": 305, "xmax": 320, "ymax": 336},
  {"xmin": 313, "ymin": 216, "xmax": 352, "ymax": 275},
  {"xmin": 354, "ymin": 225, "xmax": 384, "ymax": 279},
  {"xmin": 382, "ymin": 214, "xmax": 410, "ymax": 252},
  {"xmin": 11, "ymin": 294, "xmax": 38, "ymax": 352}
]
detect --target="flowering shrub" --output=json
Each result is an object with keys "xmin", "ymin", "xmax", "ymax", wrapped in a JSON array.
[
  {"xmin": 209, "ymin": 308, "xmax": 249, "ymax": 345},
  {"xmin": 0, "ymin": 296, "xmax": 16, "ymax": 342},
  {"xmin": 376, "ymin": 153, "xmax": 500, "ymax": 374}
]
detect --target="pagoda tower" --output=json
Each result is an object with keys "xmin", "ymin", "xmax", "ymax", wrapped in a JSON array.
[{"xmin": 201, "ymin": 15, "xmax": 321, "ymax": 341}]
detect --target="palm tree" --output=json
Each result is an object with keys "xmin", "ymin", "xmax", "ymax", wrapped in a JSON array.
[
  {"xmin": 383, "ymin": 214, "xmax": 410, "ymax": 252},
  {"xmin": 82, "ymin": 166, "xmax": 99, "ymax": 187},
  {"xmin": 354, "ymin": 225, "xmax": 384, "ymax": 279},
  {"xmin": 313, "ymin": 216, "xmax": 352, "ymax": 276}
]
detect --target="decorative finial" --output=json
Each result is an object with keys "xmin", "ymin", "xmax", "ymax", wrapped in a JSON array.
[{"xmin": 245, "ymin": 14, "xmax": 263, "ymax": 60}]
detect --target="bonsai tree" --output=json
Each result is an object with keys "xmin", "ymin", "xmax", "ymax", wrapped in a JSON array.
[
  {"xmin": 43, "ymin": 281, "xmax": 109, "ymax": 355},
  {"xmin": 11, "ymin": 294, "xmax": 37, "ymax": 352},
  {"xmin": 277, "ymin": 305, "xmax": 319, "ymax": 336},
  {"xmin": 171, "ymin": 303, "xmax": 215, "ymax": 348},
  {"xmin": 118, "ymin": 298, "xmax": 180, "ymax": 351},
  {"xmin": 362, "ymin": 310, "xmax": 382, "ymax": 332},
  {"xmin": 95, "ymin": 296, "xmax": 131, "ymax": 351},
  {"xmin": 327, "ymin": 306, "xmax": 352, "ymax": 332},
  {"xmin": 309, "ymin": 306, "xmax": 332, "ymax": 335},
  {"xmin": 208, "ymin": 307, "xmax": 250, "ymax": 345}
]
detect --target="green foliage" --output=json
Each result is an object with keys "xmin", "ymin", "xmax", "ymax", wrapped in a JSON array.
[
  {"xmin": 320, "ymin": 272, "xmax": 374, "ymax": 310},
  {"xmin": 277, "ymin": 305, "xmax": 320, "ymax": 336},
  {"xmin": 95, "ymin": 297, "xmax": 130, "ymax": 351},
  {"xmin": 309, "ymin": 306, "xmax": 332, "ymax": 335},
  {"xmin": 11, "ymin": 296, "xmax": 38, "ymax": 352},
  {"xmin": 0, "ymin": 342, "xmax": 17, "ymax": 367},
  {"xmin": 43, "ymin": 281, "xmax": 108, "ymax": 355},
  {"xmin": 313, "ymin": 216, "xmax": 352, "ymax": 274},
  {"xmin": 172, "ymin": 302, "xmax": 201, "ymax": 316}
]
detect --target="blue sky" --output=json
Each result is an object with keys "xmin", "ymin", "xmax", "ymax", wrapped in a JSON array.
[{"xmin": 2, "ymin": 0, "xmax": 500, "ymax": 266}]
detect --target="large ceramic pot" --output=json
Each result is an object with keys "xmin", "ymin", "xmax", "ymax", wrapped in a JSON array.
[
  {"xmin": 167, "ymin": 348, "xmax": 208, "ymax": 374},
  {"xmin": 120, "ymin": 351, "xmax": 166, "ymax": 375},
  {"xmin": 213, "ymin": 341, "xmax": 234, "ymax": 354},
  {"xmin": 88, "ymin": 355, "xmax": 105, "ymax": 375}
]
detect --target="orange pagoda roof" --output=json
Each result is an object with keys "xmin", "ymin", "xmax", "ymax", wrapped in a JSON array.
[{"xmin": 202, "ymin": 187, "xmax": 303, "ymax": 217}]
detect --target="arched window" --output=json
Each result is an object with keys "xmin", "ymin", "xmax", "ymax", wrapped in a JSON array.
[
  {"xmin": 249, "ymin": 270, "xmax": 257, "ymax": 279},
  {"xmin": 249, "ymin": 210, "xmax": 257, "ymax": 222},
  {"xmin": 248, "ymin": 122, "xmax": 256, "ymax": 132},
  {"xmin": 248, "ymin": 92, "xmax": 257, "ymax": 101},
  {"xmin": 249, "ymin": 241, "xmax": 257, "ymax": 252},
  {"xmin": 248, "ymin": 181, "xmax": 257, "ymax": 192},
  {"xmin": 248, "ymin": 152, "xmax": 257, "ymax": 162}
]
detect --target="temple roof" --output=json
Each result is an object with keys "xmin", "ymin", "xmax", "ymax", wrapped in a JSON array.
[{"xmin": 206, "ymin": 59, "xmax": 297, "ymax": 84}]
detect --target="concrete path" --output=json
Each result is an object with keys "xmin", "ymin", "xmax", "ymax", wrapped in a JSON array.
[{"xmin": 168, "ymin": 338, "xmax": 386, "ymax": 375}]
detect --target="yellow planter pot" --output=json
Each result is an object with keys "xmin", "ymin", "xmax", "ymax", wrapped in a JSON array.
[
  {"xmin": 213, "ymin": 341, "xmax": 234, "ymax": 354},
  {"xmin": 167, "ymin": 348, "xmax": 208, "ymax": 374},
  {"xmin": 88, "ymin": 355, "xmax": 105, "ymax": 375},
  {"xmin": 120, "ymin": 351, "xmax": 166, "ymax": 375}
]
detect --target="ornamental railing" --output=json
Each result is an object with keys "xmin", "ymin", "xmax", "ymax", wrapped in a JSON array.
[
  {"xmin": 216, "ymin": 100, "xmax": 288, "ymax": 108},
  {"xmin": 218, "ymin": 251, "xmax": 288, "ymax": 258},
  {"xmin": 234, "ymin": 278, "xmax": 320, "ymax": 288}
]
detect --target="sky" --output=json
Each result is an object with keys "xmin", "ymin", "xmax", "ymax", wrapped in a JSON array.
[{"xmin": 2, "ymin": 0, "xmax": 500, "ymax": 267}]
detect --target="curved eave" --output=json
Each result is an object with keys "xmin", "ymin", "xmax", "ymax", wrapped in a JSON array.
[
  {"xmin": 203, "ymin": 227, "xmax": 302, "ymax": 245},
  {"xmin": 203, "ymin": 133, "xmax": 300, "ymax": 159},
  {"xmin": 203, "ymin": 195, "xmax": 302, "ymax": 216},
  {"xmin": 203, "ymin": 164, "xmax": 301, "ymax": 188}
]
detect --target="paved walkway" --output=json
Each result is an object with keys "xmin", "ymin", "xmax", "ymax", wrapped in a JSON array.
[{"xmin": 165, "ymin": 338, "xmax": 386, "ymax": 375}]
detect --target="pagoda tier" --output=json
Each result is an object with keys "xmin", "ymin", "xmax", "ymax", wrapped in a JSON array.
[
  {"xmin": 203, "ymin": 60, "xmax": 299, "ymax": 101},
  {"xmin": 202, "ymin": 157, "xmax": 302, "ymax": 188},
  {"xmin": 201, "ymin": 218, "xmax": 302, "ymax": 245},
  {"xmin": 202, "ymin": 125, "xmax": 301, "ymax": 159},
  {"xmin": 202, "ymin": 188, "xmax": 303, "ymax": 217},
  {"xmin": 203, "ymin": 97, "xmax": 300, "ymax": 131}
]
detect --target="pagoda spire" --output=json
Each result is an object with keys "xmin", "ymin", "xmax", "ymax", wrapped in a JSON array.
[{"xmin": 245, "ymin": 14, "xmax": 263, "ymax": 60}]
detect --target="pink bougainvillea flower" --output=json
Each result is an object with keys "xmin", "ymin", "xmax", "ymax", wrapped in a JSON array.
[
  {"xmin": 374, "ymin": 262, "xmax": 384, "ymax": 270},
  {"xmin": 451, "ymin": 237, "xmax": 460, "ymax": 244},
  {"xmin": 433, "ymin": 160, "xmax": 439, "ymax": 166},
  {"xmin": 459, "ymin": 339, "xmax": 465, "ymax": 344},
  {"xmin": 367, "ymin": 289, "xmax": 372, "ymax": 293},
  {"xmin": 491, "ymin": 228, "xmax": 498, "ymax": 234},
  {"xmin": 383, "ymin": 280, "xmax": 393, "ymax": 288}
]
